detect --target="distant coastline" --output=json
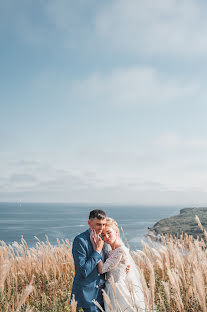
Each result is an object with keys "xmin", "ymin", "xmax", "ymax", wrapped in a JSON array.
[{"xmin": 148, "ymin": 207, "xmax": 207, "ymax": 239}]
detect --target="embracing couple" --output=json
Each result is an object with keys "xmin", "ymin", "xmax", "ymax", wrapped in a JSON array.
[{"xmin": 71, "ymin": 209, "xmax": 145, "ymax": 311}]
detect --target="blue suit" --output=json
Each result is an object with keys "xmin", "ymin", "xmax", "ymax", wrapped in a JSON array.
[{"xmin": 71, "ymin": 229, "xmax": 105, "ymax": 311}]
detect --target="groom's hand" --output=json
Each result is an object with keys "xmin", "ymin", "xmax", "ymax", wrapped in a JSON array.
[
  {"xmin": 90, "ymin": 229, "xmax": 104, "ymax": 253},
  {"xmin": 126, "ymin": 265, "xmax": 131, "ymax": 274}
]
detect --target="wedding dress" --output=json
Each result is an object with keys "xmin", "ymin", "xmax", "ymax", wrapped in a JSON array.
[{"xmin": 102, "ymin": 244, "xmax": 146, "ymax": 312}]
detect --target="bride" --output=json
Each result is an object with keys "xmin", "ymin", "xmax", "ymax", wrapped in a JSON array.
[{"xmin": 91, "ymin": 217, "xmax": 145, "ymax": 312}]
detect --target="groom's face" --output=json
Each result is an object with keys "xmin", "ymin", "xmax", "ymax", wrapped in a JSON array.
[{"xmin": 88, "ymin": 218, "xmax": 106, "ymax": 235}]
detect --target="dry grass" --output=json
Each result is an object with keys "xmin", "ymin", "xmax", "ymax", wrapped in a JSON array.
[
  {"xmin": 0, "ymin": 236, "xmax": 75, "ymax": 311},
  {"xmin": 131, "ymin": 215, "xmax": 207, "ymax": 311},
  {"xmin": 1, "ymin": 216, "xmax": 207, "ymax": 311}
]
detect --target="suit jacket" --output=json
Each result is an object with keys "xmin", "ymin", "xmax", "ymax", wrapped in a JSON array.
[{"xmin": 71, "ymin": 229, "xmax": 105, "ymax": 310}]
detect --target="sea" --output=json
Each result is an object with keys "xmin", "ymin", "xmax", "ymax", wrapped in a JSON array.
[{"xmin": 0, "ymin": 203, "xmax": 181, "ymax": 250}]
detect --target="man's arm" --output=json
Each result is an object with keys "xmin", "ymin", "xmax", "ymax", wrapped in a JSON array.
[
  {"xmin": 72, "ymin": 236, "xmax": 102, "ymax": 279},
  {"xmin": 97, "ymin": 260, "xmax": 104, "ymax": 274}
]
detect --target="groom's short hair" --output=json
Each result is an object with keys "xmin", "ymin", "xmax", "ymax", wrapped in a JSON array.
[{"xmin": 89, "ymin": 209, "xmax": 106, "ymax": 220}]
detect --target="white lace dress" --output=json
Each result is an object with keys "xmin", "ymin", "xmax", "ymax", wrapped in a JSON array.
[{"xmin": 102, "ymin": 245, "xmax": 145, "ymax": 312}]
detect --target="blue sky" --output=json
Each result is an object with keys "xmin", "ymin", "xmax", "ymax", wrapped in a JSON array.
[{"xmin": 1, "ymin": 0, "xmax": 207, "ymax": 205}]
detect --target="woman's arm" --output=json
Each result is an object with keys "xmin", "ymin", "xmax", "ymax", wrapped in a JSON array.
[{"xmin": 101, "ymin": 249, "xmax": 123, "ymax": 273}]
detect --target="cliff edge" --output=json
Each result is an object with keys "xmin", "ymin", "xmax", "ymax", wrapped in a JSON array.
[{"xmin": 149, "ymin": 207, "xmax": 207, "ymax": 238}]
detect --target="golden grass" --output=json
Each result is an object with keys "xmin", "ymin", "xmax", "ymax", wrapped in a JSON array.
[
  {"xmin": 1, "ymin": 216, "xmax": 207, "ymax": 311},
  {"xmin": 0, "ymin": 236, "xmax": 75, "ymax": 311}
]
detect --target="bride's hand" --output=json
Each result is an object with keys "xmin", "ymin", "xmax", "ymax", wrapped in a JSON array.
[{"xmin": 90, "ymin": 230, "xmax": 96, "ymax": 250}]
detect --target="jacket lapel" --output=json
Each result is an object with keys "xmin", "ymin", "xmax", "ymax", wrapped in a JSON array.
[{"xmin": 84, "ymin": 229, "xmax": 94, "ymax": 255}]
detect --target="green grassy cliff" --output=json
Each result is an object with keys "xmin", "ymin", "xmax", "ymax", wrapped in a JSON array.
[{"xmin": 150, "ymin": 207, "xmax": 207, "ymax": 238}]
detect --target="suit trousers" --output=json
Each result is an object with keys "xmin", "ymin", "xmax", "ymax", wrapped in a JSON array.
[{"xmin": 77, "ymin": 287, "xmax": 104, "ymax": 312}]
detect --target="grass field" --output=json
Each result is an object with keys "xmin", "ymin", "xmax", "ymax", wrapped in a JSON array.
[{"xmin": 0, "ymin": 216, "xmax": 207, "ymax": 311}]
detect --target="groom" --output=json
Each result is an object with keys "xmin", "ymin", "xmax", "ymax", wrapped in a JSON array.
[{"xmin": 71, "ymin": 209, "xmax": 106, "ymax": 311}]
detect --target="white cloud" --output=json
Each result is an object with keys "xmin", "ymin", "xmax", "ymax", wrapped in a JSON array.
[
  {"xmin": 0, "ymin": 158, "xmax": 169, "ymax": 194},
  {"xmin": 2, "ymin": 157, "xmax": 207, "ymax": 205},
  {"xmin": 3, "ymin": 0, "xmax": 207, "ymax": 59},
  {"xmin": 95, "ymin": 0, "xmax": 207, "ymax": 57},
  {"xmin": 153, "ymin": 134, "xmax": 207, "ymax": 150},
  {"xmin": 9, "ymin": 174, "xmax": 37, "ymax": 184},
  {"xmin": 70, "ymin": 66, "xmax": 198, "ymax": 107},
  {"xmin": 153, "ymin": 134, "xmax": 179, "ymax": 148}
]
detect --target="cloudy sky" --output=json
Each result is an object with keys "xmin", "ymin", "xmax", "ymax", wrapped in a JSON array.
[{"xmin": 1, "ymin": 0, "xmax": 207, "ymax": 206}]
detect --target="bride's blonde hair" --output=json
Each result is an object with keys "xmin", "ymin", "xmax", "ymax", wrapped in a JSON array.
[{"xmin": 105, "ymin": 217, "xmax": 120, "ymax": 235}]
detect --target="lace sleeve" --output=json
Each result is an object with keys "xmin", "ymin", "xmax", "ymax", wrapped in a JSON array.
[{"xmin": 102, "ymin": 248, "xmax": 124, "ymax": 273}]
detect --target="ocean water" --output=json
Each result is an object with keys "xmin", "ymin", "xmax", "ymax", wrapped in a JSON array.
[{"xmin": 0, "ymin": 203, "xmax": 181, "ymax": 250}]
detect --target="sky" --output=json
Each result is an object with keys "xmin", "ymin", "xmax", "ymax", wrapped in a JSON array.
[{"xmin": 1, "ymin": 0, "xmax": 207, "ymax": 206}]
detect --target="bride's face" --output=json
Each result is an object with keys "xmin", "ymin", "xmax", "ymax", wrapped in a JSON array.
[{"xmin": 102, "ymin": 225, "xmax": 118, "ymax": 245}]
